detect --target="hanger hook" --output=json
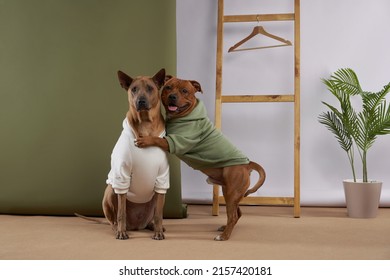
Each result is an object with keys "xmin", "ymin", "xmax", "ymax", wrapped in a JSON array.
[{"xmin": 256, "ymin": 14, "xmax": 260, "ymax": 25}]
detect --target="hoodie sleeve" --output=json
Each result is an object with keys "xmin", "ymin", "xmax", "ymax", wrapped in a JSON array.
[{"xmin": 154, "ymin": 153, "xmax": 170, "ymax": 194}]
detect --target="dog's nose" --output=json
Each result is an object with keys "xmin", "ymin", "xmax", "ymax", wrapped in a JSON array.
[
  {"xmin": 168, "ymin": 94, "xmax": 177, "ymax": 101},
  {"xmin": 136, "ymin": 97, "xmax": 149, "ymax": 111}
]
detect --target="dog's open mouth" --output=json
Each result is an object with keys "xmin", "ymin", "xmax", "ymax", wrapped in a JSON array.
[
  {"xmin": 167, "ymin": 103, "xmax": 189, "ymax": 112},
  {"xmin": 168, "ymin": 105, "xmax": 178, "ymax": 111}
]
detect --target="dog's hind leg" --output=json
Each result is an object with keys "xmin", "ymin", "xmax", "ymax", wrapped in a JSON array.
[
  {"xmin": 217, "ymin": 206, "xmax": 242, "ymax": 232},
  {"xmin": 102, "ymin": 185, "xmax": 122, "ymax": 235},
  {"xmin": 214, "ymin": 166, "xmax": 249, "ymax": 241},
  {"xmin": 215, "ymin": 196, "xmax": 241, "ymax": 241}
]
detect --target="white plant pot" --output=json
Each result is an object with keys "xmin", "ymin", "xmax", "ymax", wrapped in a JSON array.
[{"xmin": 343, "ymin": 179, "xmax": 382, "ymax": 218}]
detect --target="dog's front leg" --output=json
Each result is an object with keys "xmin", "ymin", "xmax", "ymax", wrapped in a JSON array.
[
  {"xmin": 135, "ymin": 136, "xmax": 169, "ymax": 151},
  {"xmin": 116, "ymin": 193, "xmax": 129, "ymax": 240},
  {"xmin": 152, "ymin": 193, "xmax": 165, "ymax": 240}
]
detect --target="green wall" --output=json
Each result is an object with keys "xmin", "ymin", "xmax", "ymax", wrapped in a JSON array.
[{"xmin": 0, "ymin": 0, "xmax": 185, "ymax": 217}]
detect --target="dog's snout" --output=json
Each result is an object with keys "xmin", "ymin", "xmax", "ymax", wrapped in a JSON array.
[
  {"xmin": 136, "ymin": 96, "xmax": 149, "ymax": 111},
  {"xmin": 138, "ymin": 98, "xmax": 147, "ymax": 106},
  {"xmin": 168, "ymin": 94, "xmax": 177, "ymax": 101}
]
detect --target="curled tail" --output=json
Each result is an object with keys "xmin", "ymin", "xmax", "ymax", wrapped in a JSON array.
[
  {"xmin": 244, "ymin": 161, "xmax": 266, "ymax": 197},
  {"xmin": 74, "ymin": 213, "xmax": 109, "ymax": 225}
]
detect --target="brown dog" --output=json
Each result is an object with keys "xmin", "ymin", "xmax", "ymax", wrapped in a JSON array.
[
  {"xmin": 102, "ymin": 68, "xmax": 169, "ymax": 240},
  {"xmin": 136, "ymin": 77, "xmax": 266, "ymax": 241}
]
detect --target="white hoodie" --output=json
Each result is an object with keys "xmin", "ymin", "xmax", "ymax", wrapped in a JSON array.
[{"xmin": 106, "ymin": 119, "xmax": 169, "ymax": 203}]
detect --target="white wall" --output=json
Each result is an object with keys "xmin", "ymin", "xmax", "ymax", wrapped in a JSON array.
[{"xmin": 176, "ymin": 0, "xmax": 390, "ymax": 206}]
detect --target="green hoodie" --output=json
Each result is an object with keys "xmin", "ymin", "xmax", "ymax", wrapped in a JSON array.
[{"xmin": 165, "ymin": 99, "xmax": 250, "ymax": 170}]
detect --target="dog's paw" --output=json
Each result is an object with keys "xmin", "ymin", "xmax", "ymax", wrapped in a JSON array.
[
  {"xmin": 152, "ymin": 231, "xmax": 165, "ymax": 240},
  {"xmin": 214, "ymin": 234, "xmax": 227, "ymax": 241},
  {"xmin": 116, "ymin": 231, "xmax": 129, "ymax": 240},
  {"xmin": 214, "ymin": 234, "xmax": 229, "ymax": 241},
  {"xmin": 134, "ymin": 136, "xmax": 153, "ymax": 148}
]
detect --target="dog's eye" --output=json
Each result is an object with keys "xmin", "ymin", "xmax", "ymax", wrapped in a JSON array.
[
  {"xmin": 164, "ymin": 85, "xmax": 172, "ymax": 91},
  {"xmin": 131, "ymin": 87, "xmax": 137, "ymax": 94},
  {"xmin": 182, "ymin": 88, "xmax": 188, "ymax": 94},
  {"xmin": 146, "ymin": 85, "xmax": 154, "ymax": 92}
]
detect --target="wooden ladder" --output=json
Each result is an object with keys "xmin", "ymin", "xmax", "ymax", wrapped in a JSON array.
[{"xmin": 213, "ymin": 0, "xmax": 301, "ymax": 218}]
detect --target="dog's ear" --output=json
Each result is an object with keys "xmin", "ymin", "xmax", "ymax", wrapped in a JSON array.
[
  {"xmin": 152, "ymin": 68, "xmax": 166, "ymax": 89},
  {"xmin": 164, "ymin": 75, "xmax": 174, "ymax": 83},
  {"xmin": 117, "ymin": 71, "xmax": 133, "ymax": 91},
  {"xmin": 190, "ymin": 80, "xmax": 203, "ymax": 94}
]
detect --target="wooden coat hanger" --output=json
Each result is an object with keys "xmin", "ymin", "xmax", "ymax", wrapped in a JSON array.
[{"xmin": 228, "ymin": 19, "xmax": 292, "ymax": 53}]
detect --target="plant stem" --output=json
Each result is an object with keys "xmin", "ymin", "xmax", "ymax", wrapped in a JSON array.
[
  {"xmin": 362, "ymin": 150, "xmax": 368, "ymax": 182},
  {"xmin": 348, "ymin": 148, "xmax": 357, "ymax": 182}
]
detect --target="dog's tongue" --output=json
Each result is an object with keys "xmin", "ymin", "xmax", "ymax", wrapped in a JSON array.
[{"xmin": 168, "ymin": 106, "xmax": 178, "ymax": 112}]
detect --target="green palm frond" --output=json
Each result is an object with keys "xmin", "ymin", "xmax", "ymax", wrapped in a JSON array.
[
  {"xmin": 362, "ymin": 82, "xmax": 390, "ymax": 114},
  {"xmin": 368, "ymin": 100, "xmax": 390, "ymax": 137},
  {"xmin": 356, "ymin": 82, "xmax": 390, "ymax": 150},
  {"xmin": 318, "ymin": 111, "xmax": 352, "ymax": 152},
  {"xmin": 354, "ymin": 112, "xmax": 371, "ymax": 151},
  {"xmin": 322, "ymin": 96, "xmax": 359, "ymax": 142},
  {"xmin": 321, "ymin": 101, "xmax": 343, "ymax": 119},
  {"xmin": 322, "ymin": 78, "xmax": 342, "ymax": 101},
  {"xmin": 329, "ymin": 68, "xmax": 362, "ymax": 96}
]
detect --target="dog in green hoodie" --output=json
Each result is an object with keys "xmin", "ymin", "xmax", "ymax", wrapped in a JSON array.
[{"xmin": 136, "ymin": 77, "xmax": 266, "ymax": 241}]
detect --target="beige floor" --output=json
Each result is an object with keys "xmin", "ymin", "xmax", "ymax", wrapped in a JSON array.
[{"xmin": 0, "ymin": 205, "xmax": 389, "ymax": 260}]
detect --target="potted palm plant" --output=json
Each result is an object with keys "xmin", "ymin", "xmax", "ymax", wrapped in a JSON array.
[{"xmin": 318, "ymin": 68, "xmax": 390, "ymax": 218}]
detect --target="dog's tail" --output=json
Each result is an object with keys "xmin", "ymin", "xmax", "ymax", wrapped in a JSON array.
[
  {"xmin": 244, "ymin": 161, "xmax": 266, "ymax": 197},
  {"xmin": 74, "ymin": 213, "xmax": 109, "ymax": 225}
]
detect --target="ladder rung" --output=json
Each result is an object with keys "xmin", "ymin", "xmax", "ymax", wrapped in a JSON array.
[
  {"xmin": 224, "ymin": 13, "xmax": 295, "ymax": 23},
  {"xmin": 221, "ymin": 94, "xmax": 295, "ymax": 103},
  {"xmin": 218, "ymin": 196, "xmax": 295, "ymax": 206}
]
